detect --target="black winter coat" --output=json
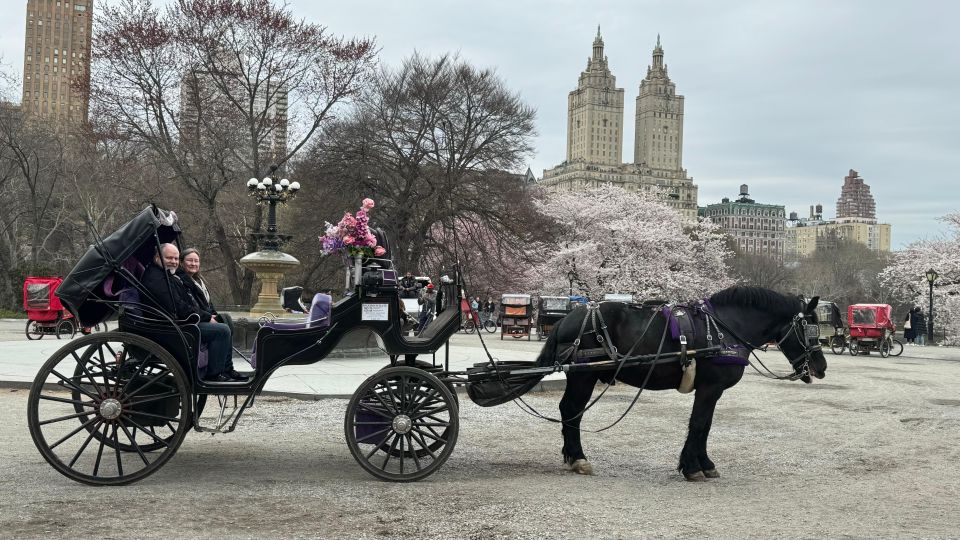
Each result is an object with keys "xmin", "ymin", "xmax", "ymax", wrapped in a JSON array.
[
  {"xmin": 177, "ymin": 269, "xmax": 218, "ymax": 318},
  {"xmin": 141, "ymin": 264, "xmax": 211, "ymax": 321}
]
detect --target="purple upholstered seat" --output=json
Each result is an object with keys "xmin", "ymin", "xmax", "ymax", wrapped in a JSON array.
[{"xmin": 249, "ymin": 293, "xmax": 331, "ymax": 368}]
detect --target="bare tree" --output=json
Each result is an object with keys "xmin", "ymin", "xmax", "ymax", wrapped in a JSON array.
[
  {"xmin": 88, "ymin": 0, "xmax": 377, "ymax": 304},
  {"xmin": 294, "ymin": 53, "xmax": 541, "ymax": 288}
]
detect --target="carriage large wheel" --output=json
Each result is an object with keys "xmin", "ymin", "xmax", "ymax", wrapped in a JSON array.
[
  {"xmin": 25, "ymin": 320, "xmax": 43, "ymax": 340},
  {"xmin": 345, "ymin": 366, "xmax": 459, "ymax": 482},
  {"xmin": 27, "ymin": 332, "xmax": 191, "ymax": 486}
]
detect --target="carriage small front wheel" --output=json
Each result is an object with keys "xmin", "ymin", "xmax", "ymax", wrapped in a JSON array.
[
  {"xmin": 27, "ymin": 332, "xmax": 191, "ymax": 486},
  {"xmin": 345, "ymin": 366, "xmax": 459, "ymax": 482}
]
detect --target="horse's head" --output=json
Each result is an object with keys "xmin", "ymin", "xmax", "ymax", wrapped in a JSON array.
[{"xmin": 774, "ymin": 296, "xmax": 827, "ymax": 383}]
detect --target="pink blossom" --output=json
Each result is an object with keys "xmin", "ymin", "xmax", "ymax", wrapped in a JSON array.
[
  {"xmin": 364, "ymin": 233, "xmax": 377, "ymax": 246},
  {"xmin": 343, "ymin": 235, "xmax": 356, "ymax": 245},
  {"xmin": 362, "ymin": 198, "xmax": 375, "ymax": 210},
  {"xmin": 374, "ymin": 246, "xmax": 386, "ymax": 256}
]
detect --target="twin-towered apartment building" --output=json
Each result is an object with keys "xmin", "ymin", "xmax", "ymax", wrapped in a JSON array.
[{"xmin": 542, "ymin": 30, "xmax": 890, "ymax": 259}]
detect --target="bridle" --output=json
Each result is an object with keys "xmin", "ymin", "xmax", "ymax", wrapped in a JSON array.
[
  {"xmin": 768, "ymin": 312, "xmax": 822, "ymax": 381},
  {"xmin": 709, "ymin": 309, "xmax": 822, "ymax": 381}
]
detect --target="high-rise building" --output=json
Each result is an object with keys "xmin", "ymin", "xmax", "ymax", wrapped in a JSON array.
[
  {"xmin": 566, "ymin": 29, "xmax": 625, "ymax": 166},
  {"xmin": 634, "ymin": 35, "xmax": 684, "ymax": 171},
  {"xmin": 541, "ymin": 31, "xmax": 698, "ymax": 221},
  {"xmin": 836, "ymin": 169, "xmax": 876, "ymax": 222},
  {"xmin": 786, "ymin": 170, "xmax": 891, "ymax": 258},
  {"xmin": 179, "ymin": 63, "xmax": 288, "ymax": 167},
  {"xmin": 21, "ymin": 0, "xmax": 92, "ymax": 123},
  {"xmin": 699, "ymin": 185, "xmax": 785, "ymax": 260}
]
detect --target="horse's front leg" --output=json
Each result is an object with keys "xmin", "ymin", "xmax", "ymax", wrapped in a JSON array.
[
  {"xmin": 678, "ymin": 386, "xmax": 723, "ymax": 481},
  {"xmin": 559, "ymin": 372, "xmax": 599, "ymax": 475}
]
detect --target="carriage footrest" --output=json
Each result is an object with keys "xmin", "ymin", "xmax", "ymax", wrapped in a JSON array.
[{"xmin": 465, "ymin": 361, "xmax": 543, "ymax": 408}]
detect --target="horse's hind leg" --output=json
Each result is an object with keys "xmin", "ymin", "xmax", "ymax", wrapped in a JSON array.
[
  {"xmin": 559, "ymin": 372, "xmax": 599, "ymax": 475},
  {"xmin": 678, "ymin": 387, "xmax": 723, "ymax": 481}
]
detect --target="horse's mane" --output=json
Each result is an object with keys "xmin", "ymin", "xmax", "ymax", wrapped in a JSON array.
[{"xmin": 708, "ymin": 286, "xmax": 803, "ymax": 318}]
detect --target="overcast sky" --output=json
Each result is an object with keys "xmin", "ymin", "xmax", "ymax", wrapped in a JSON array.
[{"xmin": 2, "ymin": 0, "xmax": 957, "ymax": 248}]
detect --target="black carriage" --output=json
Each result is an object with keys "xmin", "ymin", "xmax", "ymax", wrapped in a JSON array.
[
  {"xmin": 25, "ymin": 206, "xmax": 469, "ymax": 485},
  {"xmin": 536, "ymin": 296, "xmax": 571, "ymax": 340},
  {"xmin": 27, "ymin": 206, "xmax": 746, "ymax": 486},
  {"xmin": 814, "ymin": 301, "xmax": 846, "ymax": 354}
]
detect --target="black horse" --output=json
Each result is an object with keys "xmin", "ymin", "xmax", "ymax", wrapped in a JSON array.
[{"xmin": 533, "ymin": 286, "xmax": 827, "ymax": 481}]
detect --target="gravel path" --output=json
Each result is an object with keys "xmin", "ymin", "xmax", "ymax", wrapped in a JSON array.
[{"xmin": 2, "ymin": 352, "xmax": 959, "ymax": 539}]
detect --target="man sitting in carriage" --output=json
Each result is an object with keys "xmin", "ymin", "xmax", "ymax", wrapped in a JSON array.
[{"xmin": 141, "ymin": 243, "xmax": 242, "ymax": 382}]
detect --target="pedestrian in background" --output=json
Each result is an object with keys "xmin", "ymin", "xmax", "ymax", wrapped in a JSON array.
[
  {"xmin": 483, "ymin": 297, "xmax": 496, "ymax": 323},
  {"xmin": 902, "ymin": 309, "xmax": 915, "ymax": 344},
  {"xmin": 912, "ymin": 307, "xmax": 927, "ymax": 346}
]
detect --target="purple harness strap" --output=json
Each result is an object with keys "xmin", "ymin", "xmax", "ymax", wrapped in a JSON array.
[{"xmin": 662, "ymin": 300, "xmax": 749, "ymax": 366}]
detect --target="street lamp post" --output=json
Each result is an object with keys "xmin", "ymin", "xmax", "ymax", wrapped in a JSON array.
[
  {"xmin": 567, "ymin": 270, "xmax": 576, "ymax": 297},
  {"xmin": 925, "ymin": 268, "xmax": 938, "ymax": 344},
  {"xmin": 246, "ymin": 167, "xmax": 301, "ymax": 251}
]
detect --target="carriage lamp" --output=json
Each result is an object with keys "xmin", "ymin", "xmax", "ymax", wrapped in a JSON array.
[
  {"xmin": 925, "ymin": 268, "xmax": 938, "ymax": 343},
  {"xmin": 247, "ymin": 166, "xmax": 302, "ymax": 251},
  {"xmin": 567, "ymin": 270, "xmax": 576, "ymax": 296}
]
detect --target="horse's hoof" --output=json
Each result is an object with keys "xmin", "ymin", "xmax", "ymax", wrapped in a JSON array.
[
  {"xmin": 569, "ymin": 459, "xmax": 593, "ymax": 475},
  {"xmin": 703, "ymin": 468, "xmax": 720, "ymax": 479},
  {"xmin": 683, "ymin": 471, "xmax": 707, "ymax": 482}
]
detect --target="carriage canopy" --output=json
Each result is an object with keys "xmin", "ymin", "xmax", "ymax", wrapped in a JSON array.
[
  {"xmin": 57, "ymin": 206, "xmax": 181, "ymax": 327},
  {"xmin": 847, "ymin": 304, "xmax": 893, "ymax": 329}
]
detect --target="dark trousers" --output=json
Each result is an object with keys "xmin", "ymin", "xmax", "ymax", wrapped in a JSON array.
[{"xmin": 198, "ymin": 322, "xmax": 232, "ymax": 377}]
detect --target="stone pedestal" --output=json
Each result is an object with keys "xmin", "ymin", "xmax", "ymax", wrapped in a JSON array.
[{"xmin": 239, "ymin": 250, "xmax": 300, "ymax": 317}]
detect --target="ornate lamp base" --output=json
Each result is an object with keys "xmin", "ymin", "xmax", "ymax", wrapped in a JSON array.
[{"xmin": 239, "ymin": 250, "xmax": 301, "ymax": 317}]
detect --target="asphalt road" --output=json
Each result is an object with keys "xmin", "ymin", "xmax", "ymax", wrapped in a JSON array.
[{"xmin": 3, "ymin": 348, "xmax": 960, "ymax": 539}]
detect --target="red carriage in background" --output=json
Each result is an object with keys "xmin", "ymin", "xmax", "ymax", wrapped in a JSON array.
[
  {"xmin": 23, "ymin": 277, "xmax": 107, "ymax": 340},
  {"xmin": 847, "ymin": 303, "xmax": 902, "ymax": 357},
  {"xmin": 23, "ymin": 277, "xmax": 76, "ymax": 340}
]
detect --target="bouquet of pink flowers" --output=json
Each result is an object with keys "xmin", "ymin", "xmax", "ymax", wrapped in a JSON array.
[{"xmin": 320, "ymin": 198, "xmax": 386, "ymax": 258}]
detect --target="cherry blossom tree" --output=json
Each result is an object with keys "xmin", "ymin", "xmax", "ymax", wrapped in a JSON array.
[
  {"xmin": 879, "ymin": 213, "xmax": 960, "ymax": 344},
  {"xmin": 529, "ymin": 185, "xmax": 734, "ymax": 300}
]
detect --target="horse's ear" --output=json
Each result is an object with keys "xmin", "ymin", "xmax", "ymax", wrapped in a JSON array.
[{"xmin": 805, "ymin": 296, "xmax": 820, "ymax": 313}]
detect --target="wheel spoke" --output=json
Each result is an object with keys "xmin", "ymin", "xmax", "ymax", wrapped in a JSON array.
[
  {"xmin": 119, "ymin": 351, "xmax": 153, "ymax": 396},
  {"xmin": 50, "ymin": 369, "xmax": 99, "ymax": 400},
  {"xmin": 71, "ymin": 351, "xmax": 105, "ymax": 397},
  {"xmin": 364, "ymin": 430, "xmax": 395, "ymax": 460},
  {"xmin": 39, "ymin": 410, "xmax": 98, "ymax": 426},
  {"xmin": 411, "ymin": 426, "xmax": 446, "ymax": 444},
  {"xmin": 119, "ymin": 423, "xmax": 150, "ymax": 466},
  {"xmin": 48, "ymin": 416, "xmax": 100, "ymax": 450},
  {"xmin": 371, "ymin": 389, "xmax": 398, "ymax": 416},
  {"xmin": 38, "ymin": 394, "xmax": 96, "ymax": 408},
  {"xmin": 356, "ymin": 401, "xmax": 393, "ymax": 419},
  {"xmin": 125, "ymin": 392, "xmax": 180, "ymax": 407},
  {"xmin": 380, "ymin": 433, "xmax": 400, "ymax": 471},
  {"xmin": 124, "ymin": 417, "xmax": 172, "ymax": 448},
  {"xmin": 356, "ymin": 426, "xmax": 392, "ymax": 444},
  {"xmin": 122, "ymin": 369, "xmax": 173, "ymax": 401},
  {"xmin": 405, "ymin": 434, "xmax": 423, "ymax": 470},
  {"xmin": 112, "ymin": 424, "xmax": 123, "ymax": 476},
  {"xmin": 92, "ymin": 423, "xmax": 107, "ymax": 476},
  {"xmin": 68, "ymin": 420, "xmax": 102, "ymax": 468},
  {"xmin": 410, "ymin": 430, "xmax": 438, "ymax": 459}
]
